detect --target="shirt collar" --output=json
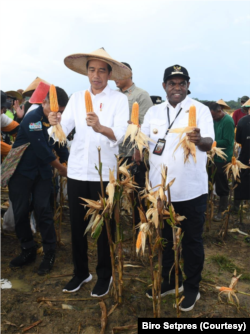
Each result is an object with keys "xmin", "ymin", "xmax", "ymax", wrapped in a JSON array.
[
  {"xmin": 89, "ymin": 84, "xmax": 111, "ymax": 97},
  {"xmin": 164, "ymin": 95, "xmax": 190, "ymax": 111},
  {"xmin": 121, "ymin": 83, "xmax": 136, "ymax": 94}
]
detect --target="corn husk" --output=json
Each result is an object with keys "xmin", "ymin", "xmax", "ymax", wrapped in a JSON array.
[{"xmin": 224, "ymin": 157, "xmax": 250, "ymax": 180}]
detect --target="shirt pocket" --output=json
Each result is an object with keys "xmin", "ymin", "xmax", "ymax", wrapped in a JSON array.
[{"xmin": 149, "ymin": 119, "xmax": 167, "ymax": 140}]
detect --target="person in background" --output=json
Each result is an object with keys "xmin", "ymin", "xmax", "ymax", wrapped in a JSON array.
[
  {"xmin": 8, "ymin": 87, "xmax": 68, "ymax": 276},
  {"xmin": 1, "ymin": 91, "xmax": 21, "ymax": 159},
  {"xmin": 234, "ymin": 99, "xmax": 250, "ymax": 211},
  {"xmin": 205, "ymin": 102, "xmax": 235, "ymax": 221},
  {"xmin": 115, "ymin": 62, "xmax": 153, "ymax": 230},
  {"xmin": 139, "ymin": 64, "xmax": 214, "ymax": 312},
  {"xmin": 232, "ymin": 96, "xmax": 249, "ymax": 126},
  {"xmin": 150, "ymin": 96, "xmax": 162, "ymax": 105}
]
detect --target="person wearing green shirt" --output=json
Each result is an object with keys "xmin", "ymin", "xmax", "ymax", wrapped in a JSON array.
[{"xmin": 206, "ymin": 101, "xmax": 235, "ymax": 221}]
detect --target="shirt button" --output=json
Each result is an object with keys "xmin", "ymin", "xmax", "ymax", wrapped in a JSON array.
[{"xmin": 153, "ymin": 129, "xmax": 158, "ymax": 134}]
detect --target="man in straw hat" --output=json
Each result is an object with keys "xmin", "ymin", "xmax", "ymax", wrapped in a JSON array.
[
  {"xmin": 232, "ymin": 95, "xmax": 249, "ymax": 126},
  {"xmin": 48, "ymin": 48, "xmax": 130, "ymax": 297},
  {"xmin": 137, "ymin": 65, "xmax": 214, "ymax": 311},
  {"xmin": 216, "ymin": 99, "xmax": 231, "ymax": 112}
]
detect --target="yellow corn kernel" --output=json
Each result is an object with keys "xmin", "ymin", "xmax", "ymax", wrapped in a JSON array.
[
  {"xmin": 136, "ymin": 231, "xmax": 142, "ymax": 253},
  {"xmin": 50, "ymin": 84, "xmax": 59, "ymax": 112},
  {"xmin": 85, "ymin": 90, "xmax": 93, "ymax": 113},
  {"xmin": 188, "ymin": 105, "xmax": 196, "ymax": 127},
  {"xmin": 131, "ymin": 102, "xmax": 139, "ymax": 126}
]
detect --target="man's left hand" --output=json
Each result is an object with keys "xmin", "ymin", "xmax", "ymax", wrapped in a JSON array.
[
  {"xmin": 13, "ymin": 100, "xmax": 25, "ymax": 119},
  {"xmin": 86, "ymin": 112, "xmax": 102, "ymax": 133},
  {"xmin": 187, "ymin": 127, "xmax": 201, "ymax": 145}
]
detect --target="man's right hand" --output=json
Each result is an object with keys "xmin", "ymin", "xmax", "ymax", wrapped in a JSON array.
[
  {"xmin": 132, "ymin": 148, "xmax": 142, "ymax": 165},
  {"xmin": 58, "ymin": 166, "xmax": 67, "ymax": 177},
  {"xmin": 48, "ymin": 112, "xmax": 61, "ymax": 126}
]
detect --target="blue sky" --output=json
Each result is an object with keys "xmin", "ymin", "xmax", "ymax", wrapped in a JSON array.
[{"xmin": 1, "ymin": 0, "xmax": 250, "ymax": 101}]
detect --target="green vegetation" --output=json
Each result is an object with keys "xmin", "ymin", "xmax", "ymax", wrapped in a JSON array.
[{"xmin": 209, "ymin": 255, "xmax": 240, "ymax": 272}]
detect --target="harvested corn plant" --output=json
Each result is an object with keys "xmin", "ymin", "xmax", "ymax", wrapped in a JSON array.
[
  {"xmin": 106, "ymin": 156, "xmax": 138, "ymax": 304},
  {"xmin": 169, "ymin": 105, "xmax": 197, "ymax": 163},
  {"xmin": 216, "ymin": 270, "xmax": 242, "ymax": 309},
  {"xmin": 49, "ymin": 85, "xmax": 67, "ymax": 146},
  {"xmin": 207, "ymin": 141, "xmax": 228, "ymax": 163},
  {"xmin": 219, "ymin": 156, "xmax": 250, "ymax": 239},
  {"xmin": 139, "ymin": 165, "xmax": 178, "ymax": 317},
  {"xmin": 80, "ymin": 147, "xmax": 118, "ymax": 301},
  {"xmin": 123, "ymin": 102, "xmax": 155, "ymax": 158}
]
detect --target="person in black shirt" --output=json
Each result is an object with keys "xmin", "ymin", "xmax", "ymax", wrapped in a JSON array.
[
  {"xmin": 8, "ymin": 87, "xmax": 69, "ymax": 275},
  {"xmin": 234, "ymin": 112, "xmax": 250, "ymax": 202}
]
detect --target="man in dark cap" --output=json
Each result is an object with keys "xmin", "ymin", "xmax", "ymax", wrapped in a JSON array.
[
  {"xmin": 232, "ymin": 96, "xmax": 250, "ymax": 126},
  {"xmin": 139, "ymin": 65, "xmax": 214, "ymax": 312}
]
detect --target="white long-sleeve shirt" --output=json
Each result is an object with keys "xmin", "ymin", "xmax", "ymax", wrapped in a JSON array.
[
  {"xmin": 141, "ymin": 96, "xmax": 215, "ymax": 202},
  {"xmin": 49, "ymin": 84, "xmax": 129, "ymax": 181}
]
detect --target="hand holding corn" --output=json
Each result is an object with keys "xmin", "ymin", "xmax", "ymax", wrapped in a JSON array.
[
  {"xmin": 86, "ymin": 112, "xmax": 102, "ymax": 133},
  {"xmin": 48, "ymin": 112, "xmax": 61, "ymax": 126},
  {"xmin": 186, "ymin": 127, "xmax": 201, "ymax": 145}
]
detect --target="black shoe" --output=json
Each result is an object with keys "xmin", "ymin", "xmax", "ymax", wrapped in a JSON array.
[
  {"xmin": 178, "ymin": 291, "xmax": 200, "ymax": 312},
  {"xmin": 91, "ymin": 277, "xmax": 113, "ymax": 297},
  {"xmin": 37, "ymin": 250, "xmax": 56, "ymax": 276},
  {"xmin": 63, "ymin": 274, "xmax": 92, "ymax": 293},
  {"xmin": 9, "ymin": 246, "xmax": 37, "ymax": 268},
  {"xmin": 146, "ymin": 280, "xmax": 183, "ymax": 299}
]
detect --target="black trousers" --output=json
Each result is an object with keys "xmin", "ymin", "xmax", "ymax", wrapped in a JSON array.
[
  {"xmin": 162, "ymin": 194, "xmax": 207, "ymax": 292},
  {"xmin": 214, "ymin": 161, "xmax": 230, "ymax": 197},
  {"xmin": 67, "ymin": 178, "xmax": 115, "ymax": 279},
  {"xmin": 125, "ymin": 157, "xmax": 147, "ymax": 226},
  {"xmin": 8, "ymin": 173, "xmax": 56, "ymax": 252}
]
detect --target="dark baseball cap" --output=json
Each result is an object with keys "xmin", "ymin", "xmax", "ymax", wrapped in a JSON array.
[
  {"xmin": 1, "ymin": 90, "xmax": 8, "ymax": 108},
  {"xmin": 163, "ymin": 65, "xmax": 190, "ymax": 83},
  {"xmin": 241, "ymin": 95, "xmax": 249, "ymax": 103}
]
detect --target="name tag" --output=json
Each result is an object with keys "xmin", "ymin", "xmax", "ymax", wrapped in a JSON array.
[{"xmin": 29, "ymin": 121, "xmax": 42, "ymax": 131}]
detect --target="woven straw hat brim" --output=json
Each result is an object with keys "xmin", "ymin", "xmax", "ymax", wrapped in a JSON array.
[
  {"xmin": 6, "ymin": 91, "xmax": 23, "ymax": 103},
  {"xmin": 22, "ymin": 77, "xmax": 50, "ymax": 97},
  {"xmin": 216, "ymin": 99, "xmax": 231, "ymax": 110},
  {"xmin": 64, "ymin": 50, "xmax": 131, "ymax": 81},
  {"xmin": 242, "ymin": 98, "xmax": 250, "ymax": 107}
]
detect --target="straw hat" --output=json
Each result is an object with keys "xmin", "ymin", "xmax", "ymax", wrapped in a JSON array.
[
  {"xmin": 5, "ymin": 90, "xmax": 23, "ymax": 103},
  {"xmin": 64, "ymin": 48, "xmax": 132, "ymax": 81},
  {"xmin": 242, "ymin": 98, "xmax": 250, "ymax": 107},
  {"xmin": 22, "ymin": 77, "xmax": 50, "ymax": 97},
  {"xmin": 216, "ymin": 99, "xmax": 231, "ymax": 110}
]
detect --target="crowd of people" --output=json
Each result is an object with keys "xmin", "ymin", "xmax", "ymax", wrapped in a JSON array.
[{"xmin": 1, "ymin": 47, "xmax": 250, "ymax": 312}]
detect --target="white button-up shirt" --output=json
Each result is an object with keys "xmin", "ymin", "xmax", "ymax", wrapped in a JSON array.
[
  {"xmin": 141, "ymin": 96, "xmax": 215, "ymax": 202},
  {"xmin": 50, "ymin": 84, "xmax": 129, "ymax": 181}
]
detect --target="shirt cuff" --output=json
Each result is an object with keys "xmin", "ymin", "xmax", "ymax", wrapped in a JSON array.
[{"xmin": 105, "ymin": 126, "xmax": 126, "ymax": 148}]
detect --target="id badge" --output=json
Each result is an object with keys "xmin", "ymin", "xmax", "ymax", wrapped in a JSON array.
[{"xmin": 153, "ymin": 139, "xmax": 166, "ymax": 156}]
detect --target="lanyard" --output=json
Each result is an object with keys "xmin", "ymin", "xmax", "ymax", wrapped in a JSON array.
[{"xmin": 164, "ymin": 107, "xmax": 183, "ymax": 139}]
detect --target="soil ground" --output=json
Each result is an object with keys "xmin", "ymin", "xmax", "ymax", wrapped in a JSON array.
[{"xmin": 1, "ymin": 197, "xmax": 250, "ymax": 334}]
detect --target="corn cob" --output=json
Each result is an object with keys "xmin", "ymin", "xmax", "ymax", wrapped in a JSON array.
[
  {"xmin": 232, "ymin": 156, "xmax": 237, "ymax": 165},
  {"xmin": 212, "ymin": 141, "xmax": 217, "ymax": 148},
  {"xmin": 136, "ymin": 231, "xmax": 142, "ymax": 254},
  {"xmin": 85, "ymin": 90, "xmax": 93, "ymax": 113},
  {"xmin": 49, "ymin": 84, "xmax": 59, "ymax": 112},
  {"xmin": 188, "ymin": 105, "xmax": 196, "ymax": 127},
  {"xmin": 131, "ymin": 102, "xmax": 139, "ymax": 126}
]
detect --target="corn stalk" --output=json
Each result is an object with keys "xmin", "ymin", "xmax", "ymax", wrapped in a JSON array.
[{"xmin": 97, "ymin": 148, "xmax": 118, "ymax": 302}]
